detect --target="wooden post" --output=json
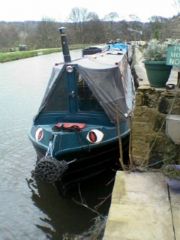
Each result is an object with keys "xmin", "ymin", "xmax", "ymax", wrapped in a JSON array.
[
  {"xmin": 178, "ymin": 71, "xmax": 180, "ymax": 88},
  {"xmin": 116, "ymin": 110, "xmax": 126, "ymax": 171},
  {"xmin": 128, "ymin": 116, "xmax": 134, "ymax": 170}
]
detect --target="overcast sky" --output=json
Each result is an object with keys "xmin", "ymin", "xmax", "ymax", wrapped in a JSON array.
[{"xmin": 0, "ymin": 0, "xmax": 178, "ymax": 22}]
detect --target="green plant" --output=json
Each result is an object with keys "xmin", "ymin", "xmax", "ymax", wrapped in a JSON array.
[
  {"xmin": 143, "ymin": 40, "xmax": 168, "ymax": 61},
  {"xmin": 143, "ymin": 39, "xmax": 179, "ymax": 61}
]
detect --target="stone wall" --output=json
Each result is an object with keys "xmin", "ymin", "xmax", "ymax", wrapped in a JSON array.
[
  {"xmin": 131, "ymin": 48, "xmax": 180, "ymax": 168},
  {"xmin": 131, "ymin": 87, "xmax": 180, "ymax": 167}
]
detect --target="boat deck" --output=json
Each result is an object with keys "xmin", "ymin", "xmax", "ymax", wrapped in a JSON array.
[{"xmin": 103, "ymin": 171, "xmax": 180, "ymax": 240}]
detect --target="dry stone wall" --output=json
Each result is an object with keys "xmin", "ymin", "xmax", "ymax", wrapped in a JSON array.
[
  {"xmin": 131, "ymin": 47, "xmax": 180, "ymax": 168},
  {"xmin": 131, "ymin": 87, "xmax": 180, "ymax": 167}
]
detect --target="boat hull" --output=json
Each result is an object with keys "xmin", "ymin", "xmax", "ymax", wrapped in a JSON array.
[{"xmin": 31, "ymin": 134, "xmax": 129, "ymax": 193}]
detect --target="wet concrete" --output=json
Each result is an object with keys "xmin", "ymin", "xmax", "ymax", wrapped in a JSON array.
[{"xmin": 0, "ymin": 51, "xmax": 114, "ymax": 240}]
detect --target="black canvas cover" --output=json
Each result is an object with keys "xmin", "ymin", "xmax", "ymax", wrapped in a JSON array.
[
  {"xmin": 36, "ymin": 52, "xmax": 135, "ymax": 122},
  {"xmin": 38, "ymin": 65, "xmax": 64, "ymax": 113}
]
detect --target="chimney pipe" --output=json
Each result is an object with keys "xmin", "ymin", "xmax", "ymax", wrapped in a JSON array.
[{"xmin": 59, "ymin": 27, "xmax": 71, "ymax": 63}]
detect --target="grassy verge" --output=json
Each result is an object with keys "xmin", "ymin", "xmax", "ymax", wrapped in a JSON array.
[{"xmin": 0, "ymin": 44, "xmax": 87, "ymax": 63}]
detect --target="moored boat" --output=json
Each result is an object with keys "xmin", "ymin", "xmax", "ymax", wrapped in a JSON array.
[
  {"xmin": 29, "ymin": 27, "xmax": 135, "ymax": 193},
  {"xmin": 82, "ymin": 44, "xmax": 108, "ymax": 56}
]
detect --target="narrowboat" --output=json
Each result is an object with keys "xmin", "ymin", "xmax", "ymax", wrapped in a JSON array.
[
  {"xmin": 82, "ymin": 44, "xmax": 108, "ymax": 56},
  {"xmin": 107, "ymin": 40, "xmax": 133, "ymax": 64},
  {"xmin": 29, "ymin": 27, "xmax": 135, "ymax": 193}
]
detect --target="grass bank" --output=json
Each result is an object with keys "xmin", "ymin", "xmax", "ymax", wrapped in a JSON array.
[{"xmin": 0, "ymin": 44, "xmax": 86, "ymax": 63}]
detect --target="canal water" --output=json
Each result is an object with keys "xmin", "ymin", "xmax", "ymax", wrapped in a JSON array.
[{"xmin": 0, "ymin": 51, "xmax": 115, "ymax": 240}]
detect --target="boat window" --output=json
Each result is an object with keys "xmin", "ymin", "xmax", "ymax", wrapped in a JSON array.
[
  {"xmin": 42, "ymin": 71, "xmax": 68, "ymax": 112},
  {"xmin": 77, "ymin": 75, "xmax": 103, "ymax": 112}
]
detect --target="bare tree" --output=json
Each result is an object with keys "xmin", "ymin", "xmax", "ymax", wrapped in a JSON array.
[
  {"xmin": 104, "ymin": 12, "xmax": 119, "ymax": 21},
  {"xmin": 87, "ymin": 12, "xmax": 99, "ymax": 21},
  {"xmin": 69, "ymin": 7, "xmax": 92, "ymax": 22},
  {"xmin": 103, "ymin": 12, "xmax": 119, "ymax": 40},
  {"xmin": 69, "ymin": 8, "xmax": 101, "ymax": 43},
  {"xmin": 148, "ymin": 16, "xmax": 167, "ymax": 40},
  {"xmin": 33, "ymin": 18, "xmax": 59, "ymax": 48},
  {"xmin": 0, "ymin": 23, "xmax": 19, "ymax": 50}
]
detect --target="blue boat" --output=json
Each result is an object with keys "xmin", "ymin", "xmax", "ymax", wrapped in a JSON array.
[
  {"xmin": 107, "ymin": 40, "xmax": 133, "ymax": 64},
  {"xmin": 29, "ymin": 28, "xmax": 135, "ymax": 193},
  {"xmin": 108, "ymin": 41, "xmax": 128, "ymax": 51}
]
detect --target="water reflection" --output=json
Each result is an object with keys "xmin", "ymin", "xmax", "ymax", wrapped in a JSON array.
[{"xmin": 27, "ymin": 170, "xmax": 115, "ymax": 240}]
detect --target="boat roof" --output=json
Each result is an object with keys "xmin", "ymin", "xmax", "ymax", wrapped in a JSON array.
[
  {"xmin": 36, "ymin": 50, "xmax": 135, "ymax": 122},
  {"xmin": 75, "ymin": 51, "xmax": 124, "ymax": 69},
  {"xmin": 55, "ymin": 50, "xmax": 126, "ymax": 70}
]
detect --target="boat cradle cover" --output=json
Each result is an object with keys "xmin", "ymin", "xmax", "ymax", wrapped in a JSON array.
[{"xmin": 37, "ymin": 53, "xmax": 135, "ymax": 122}]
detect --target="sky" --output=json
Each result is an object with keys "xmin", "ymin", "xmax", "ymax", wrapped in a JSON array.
[{"xmin": 0, "ymin": 0, "xmax": 178, "ymax": 22}]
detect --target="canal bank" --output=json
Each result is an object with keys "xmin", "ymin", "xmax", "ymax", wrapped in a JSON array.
[
  {"xmin": 104, "ymin": 47, "xmax": 180, "ymax": 239},
  {"xmin": 0, "ymin": 44, "xmax": 86, "ymax": 62}
]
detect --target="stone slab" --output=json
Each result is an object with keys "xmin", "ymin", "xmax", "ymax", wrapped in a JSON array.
[{"xmin": 103, "ymin": 171, "xmax": 179, "ymax": 240}]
